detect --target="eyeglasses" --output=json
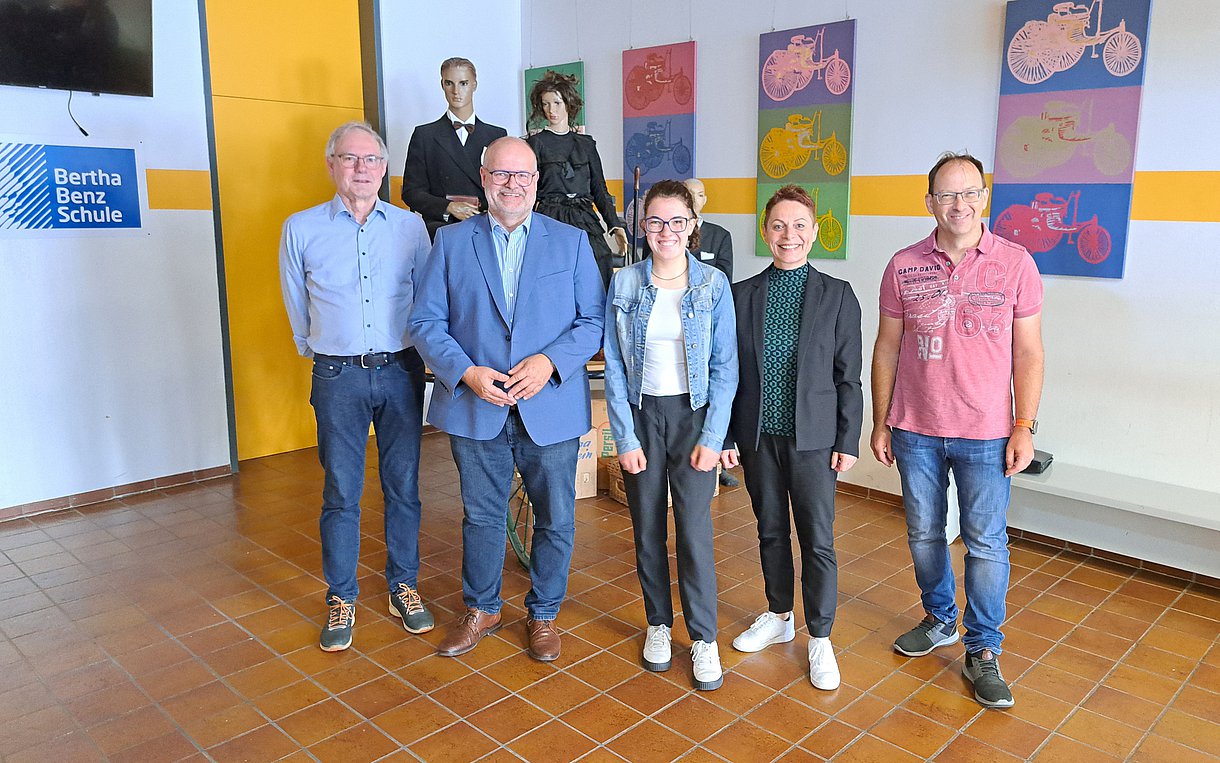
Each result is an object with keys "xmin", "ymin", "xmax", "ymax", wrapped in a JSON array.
[
  {"xmin": 332, "ymin": 153, "xmax": 386, "ymax": 168},
  {"xmin": 642, "ymin": 216, "xmax": 691, "ymax": 233},
  {"xmin": 930, "ymin": 188, "xmax": 987, "ymax": 205},
  {"xmin": 486, "ymin": 169, "xmax": 538, "ymax": 186}
]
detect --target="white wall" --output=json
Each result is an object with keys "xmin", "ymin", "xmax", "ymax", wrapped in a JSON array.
[
  {"xmin": 522, "ymin": 0, "xmax": 1220, "ymax": 502},
  {"xmin": 0, "ymin": 1, "xmax": 229, "ymax": 508},
  {"xmin": 380, "ymin": 1, "xmax": 524, "ymax": 172}
]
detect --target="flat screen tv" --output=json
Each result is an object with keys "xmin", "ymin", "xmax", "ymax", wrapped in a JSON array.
[{"xmin": 0, "ymin": 0, "xmax": 153, "ymax": 97}]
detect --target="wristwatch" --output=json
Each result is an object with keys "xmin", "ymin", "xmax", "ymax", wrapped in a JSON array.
[{"xmin": 1014, "ymin": 418, "xmax": 1038, "ymax": 434}]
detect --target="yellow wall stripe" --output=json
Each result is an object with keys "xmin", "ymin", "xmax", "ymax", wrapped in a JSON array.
[
  {"xmin": 145, "ymin": 169, "xmax": 213, "ymax": 210},
  {"xmin": 595, "ymin": 172, "xmax": 1220, "ymax": 223},
  {"xmin": 392, "ymin": 172, "xmax": 1220, "ymax": 223},
  {"xmin": 1132, "ymin": 171, "xmax": 1220, "ymax": 223}
]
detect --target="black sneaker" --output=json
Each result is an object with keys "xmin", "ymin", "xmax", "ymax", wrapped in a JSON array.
[
  {"xmin": 894, "ymin": 616, "xmax": 959, "ymax": 656},
  {"xmin": 320, "ymin": 595, "xmax": 355, "ymax": 652},
  {"xmin": 962, "ymin": 649, "xmax": 1015, "ymax": 708},
  {"xmin": 389, "ymin": 583, "xmax": 435, "ymax": 634},
  {"xmin": 718, "ymin": 471, "xmax": 740, "ymax": 488}
]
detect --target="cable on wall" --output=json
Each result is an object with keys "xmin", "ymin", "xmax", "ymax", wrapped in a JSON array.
[
  {"xmin": 526, "ymin": 0, "xmax": 533, "ymax": 67},
  {"xmin": 573, "ymin": 0, "xmax": 580, "ymax": 59},
  {"xmin": 66, "ymin": 90, "xmax": 89, "ymax": 137}
]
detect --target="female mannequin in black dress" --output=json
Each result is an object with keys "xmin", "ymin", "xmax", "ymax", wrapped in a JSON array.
[{"xmin": 527, "ymin": 71, "xmax": 627, "ymax": 289}]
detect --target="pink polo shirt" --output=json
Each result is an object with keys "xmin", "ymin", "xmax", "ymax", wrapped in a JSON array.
[{"xmin": 879, "ymin": 226, "xmax": 1043, "ymax": 440}]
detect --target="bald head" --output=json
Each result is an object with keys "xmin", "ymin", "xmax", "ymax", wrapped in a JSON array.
[
  {"xmin": 684, "ymin": 177, "xmax": 707, "ymax": 216},
  {"xmin": 481, "ymin": 137, "xmax": 538, "ymax": 230}
]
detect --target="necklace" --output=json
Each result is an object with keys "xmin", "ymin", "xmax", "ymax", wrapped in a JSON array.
[{"xmin": 651, "ymin": 264, "xmax": 688, "ymax": 281}]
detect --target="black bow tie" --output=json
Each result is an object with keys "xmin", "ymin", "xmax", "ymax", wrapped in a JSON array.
[{"xmin": 453, "ymin": 121, "xmax": 473, "ymax": 134}]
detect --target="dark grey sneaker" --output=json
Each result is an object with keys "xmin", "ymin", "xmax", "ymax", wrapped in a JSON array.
[
  {"xmin": 894, "ymin": 616, "xmax": 960, "ymax": 656},
  {"xmin": 962, "ymin": 649, "xmax": 1014, "ymax": 708},
  {"xmin": 389, "ymin": 583, "xmax": 434, "ymax": 634},
  {"xmin": 718, "ymin": 471, "xmax": 740, "ymax": 488},
  {"xmin": 320, "ymin": 595, "xmax": 355, "ymax": 652}
]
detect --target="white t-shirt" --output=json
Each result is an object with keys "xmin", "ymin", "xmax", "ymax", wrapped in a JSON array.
[{"xmin": 641, "ymin": 287, "xmax": 689, "ymax": 396}]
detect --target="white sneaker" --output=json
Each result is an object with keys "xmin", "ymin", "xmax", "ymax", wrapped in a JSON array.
[
  {"xmin": 691, "ymin": 640, "xmax": 723, "ymax": 691},
  {"xmin": 642, "ymin": 624, "xmax": 672, "ymax": 672},
  {"xmin": 732, "ymin": 611, "xmax": 795, "ymax": 653},
  {"xmin": 808, "ymin": 637, "xmax": 840, "ymax": 690}
]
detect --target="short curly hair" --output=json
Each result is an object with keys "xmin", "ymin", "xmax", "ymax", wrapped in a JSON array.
[
  {"xmin": 528, "ymin": 70, "xmax": 583, "ymax": 126},
  {"xmin": 643, "ymin": 179, "xmax": 701, "ymax": 251},
  {"xmin": 762, "ymin": 184, "xmax": 817, "ymax": 225}
]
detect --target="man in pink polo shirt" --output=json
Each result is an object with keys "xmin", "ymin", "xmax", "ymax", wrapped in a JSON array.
[{"xmin": 870, "ymin": 152, "xmax": 1044, "ymax": 709}]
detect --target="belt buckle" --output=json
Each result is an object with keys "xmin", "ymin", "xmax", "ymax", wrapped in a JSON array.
[{"xmin": 360, "ymin": 353, "xmax": 376, "ymax": 369}]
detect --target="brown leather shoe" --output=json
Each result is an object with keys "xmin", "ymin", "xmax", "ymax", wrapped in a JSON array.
[
  {"xmin": 526, "ymin": 618, "xmax": 561, "ymax": 661},
  {"xmin": 437, "ymin": 608, "xmax": 501, "ymax": 657}
]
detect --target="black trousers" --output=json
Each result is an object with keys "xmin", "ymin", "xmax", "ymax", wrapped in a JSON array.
[
  {"xmin": 739, "ymin": 434, "xmax": 838, "ymax": 637},
  {"xmin": 622, "ymin": 395, "xmax": 718, "ymax": 642}
]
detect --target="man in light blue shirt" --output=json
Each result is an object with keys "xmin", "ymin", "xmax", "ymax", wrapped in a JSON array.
[{"xmin": 279, "ymin": 121, "xmax": 434, "ymax": 652}]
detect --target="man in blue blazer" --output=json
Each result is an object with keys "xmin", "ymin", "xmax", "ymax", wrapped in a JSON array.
[{"xmin": 411, "ymin": 137, "xmax": 605, "ymax": 662}]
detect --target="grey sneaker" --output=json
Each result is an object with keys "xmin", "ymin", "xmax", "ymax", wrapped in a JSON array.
[
  {"xmin": 320, "ymin": 595, "xmax": 355, "ymax": 652},
  {"xmin": 389, "ymin": 583, "xmax": 435, "ymax": 634},
  {"xmin": 962, "ymin": 649, "xmax": 1015, "ymax": 708},
  {"xmin": 894, "ymin": 616, "xmax": 959, "ymax": 657}
]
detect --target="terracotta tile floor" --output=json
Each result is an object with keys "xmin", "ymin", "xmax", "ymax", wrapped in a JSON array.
[{"xmin": 1, "ymin": 433, "xmax": 1217, "ymax": 762}]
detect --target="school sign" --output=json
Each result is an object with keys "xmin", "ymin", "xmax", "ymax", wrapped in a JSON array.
[{"xmin": 0, "ymin": 142, "xmax": 141, "ymax": 231}]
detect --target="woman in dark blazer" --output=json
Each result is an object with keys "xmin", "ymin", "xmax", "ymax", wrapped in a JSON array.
[{"xmin": 725, "ymin": 184, "xmax": 863, "ymax": 691}]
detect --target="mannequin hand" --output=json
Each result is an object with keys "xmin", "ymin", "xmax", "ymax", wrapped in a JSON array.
[
  {"xmin": 610, "ymin": 227, "xmax": 628, "ymax": 255},
  {"xmin": 446, "ymin": 201, "xmax": 479, "ymax": 220}
]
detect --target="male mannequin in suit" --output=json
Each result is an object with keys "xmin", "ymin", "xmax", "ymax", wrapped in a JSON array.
[
  {"xmin": 683, "ymin": 177, "xmax": 740, "ymax": 488},
  {"xmin": 410, "ymin": 137, "xmax": 605, "ymax": 662},
  {"xmin": 683, "ymin": 178, "xmax": 734, "ymax": 281},
  {"xmin": 402, "ymin": 57, "xmax": 508, "ymax": 239}
]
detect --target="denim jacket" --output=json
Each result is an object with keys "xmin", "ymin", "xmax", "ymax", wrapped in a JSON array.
[{"xmin": 603, "ymin": 255, "xmax": 738, "ymax": 454}]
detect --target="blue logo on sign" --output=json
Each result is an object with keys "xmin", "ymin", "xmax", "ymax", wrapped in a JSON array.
[{"xmin": 0, "ymin": 143, "xmax": 141, "ymax": 230}]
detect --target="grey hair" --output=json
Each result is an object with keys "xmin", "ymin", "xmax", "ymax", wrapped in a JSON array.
[{"xmin": 324, "ymin": 121, "xmax": 389, "ymax": 162}]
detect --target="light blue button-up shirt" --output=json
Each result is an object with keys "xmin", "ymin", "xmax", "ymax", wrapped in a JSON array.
[
  {"xmin": 490, "ymin": 212, "xmax": 531, "ymax": 322},
  {"xmin": 279, "ymin": 195, "xmax": 431, "ymax": 357}
]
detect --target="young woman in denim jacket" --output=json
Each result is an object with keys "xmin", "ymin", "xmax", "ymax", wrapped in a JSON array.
[{"xmin": 603, "ymin": 180, "xmax": 738, "ymax": 691}]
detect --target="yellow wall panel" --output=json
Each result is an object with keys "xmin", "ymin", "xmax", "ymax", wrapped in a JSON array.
[
  {"xmin": 146, "ymin": 169, "xmax": 213, "ymax": 210},
  {"xmin": 205, "ymin": 0, "xmax": 363, "ymax": 108},
  {"xmin": 212, "ymin": 96, "xmax": 364, "ymax": 459},
  {"xmin": 205, "ymin": 0, "xmax": 364, "ymax": 460}
]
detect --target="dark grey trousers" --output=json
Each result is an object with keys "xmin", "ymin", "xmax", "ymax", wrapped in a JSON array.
[
  {"xmin": 622, "ymin": 394, "xmax": 719, "ymax": 642},
  {"xmin": 739, "ymin": 434, "xmax": 838, "ymax": 637}
]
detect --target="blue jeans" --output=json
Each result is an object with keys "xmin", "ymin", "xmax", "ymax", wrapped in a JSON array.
[
  {"xmin": 891, "ymin": 428, "xmax": 1011, "ymax": 653},
  {"xmin": 449, "ymin": 410, "xmax": 578, "ymax": 620},
  {"xmin": 310, "ymin": 350, "xmax": 424, "ymax": 601}
]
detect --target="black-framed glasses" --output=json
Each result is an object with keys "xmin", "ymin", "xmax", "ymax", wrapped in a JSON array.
[
  {"xmin": 931, "ymin": 188, "xmax": 987, "ymax": 205},
  {"xmin": 332, "ymin": 153, "xmax": 386, "ymax": 168},
  {"xmin": 642, "ymin": 216, "xmax": 691, "ymax": 233},
  {"xmin": 486, "ymin": 169, "xmax": 538, "ymax": 186}
]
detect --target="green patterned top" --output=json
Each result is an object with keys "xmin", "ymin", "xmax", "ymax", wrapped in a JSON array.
[{"xmin": 761, "ymin": 264, "xmax": 808, "ymax": 437}]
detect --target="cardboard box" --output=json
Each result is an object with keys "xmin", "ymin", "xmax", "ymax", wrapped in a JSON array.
[
  {"xmin": 600, "ymin": 456, "xmax": 719, "ymax": 507},
  {"xmin": 590, "ymin": 394, "xmax": 616, "ymax": 458},
  {"xmin": 574, "ymin": 431, "xmax": 598, "ymax": 499}
]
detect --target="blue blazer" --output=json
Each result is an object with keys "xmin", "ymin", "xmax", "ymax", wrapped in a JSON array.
[{"xmin": 410, "ymin": 213, "xmax": 606, "ymax": 446}]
